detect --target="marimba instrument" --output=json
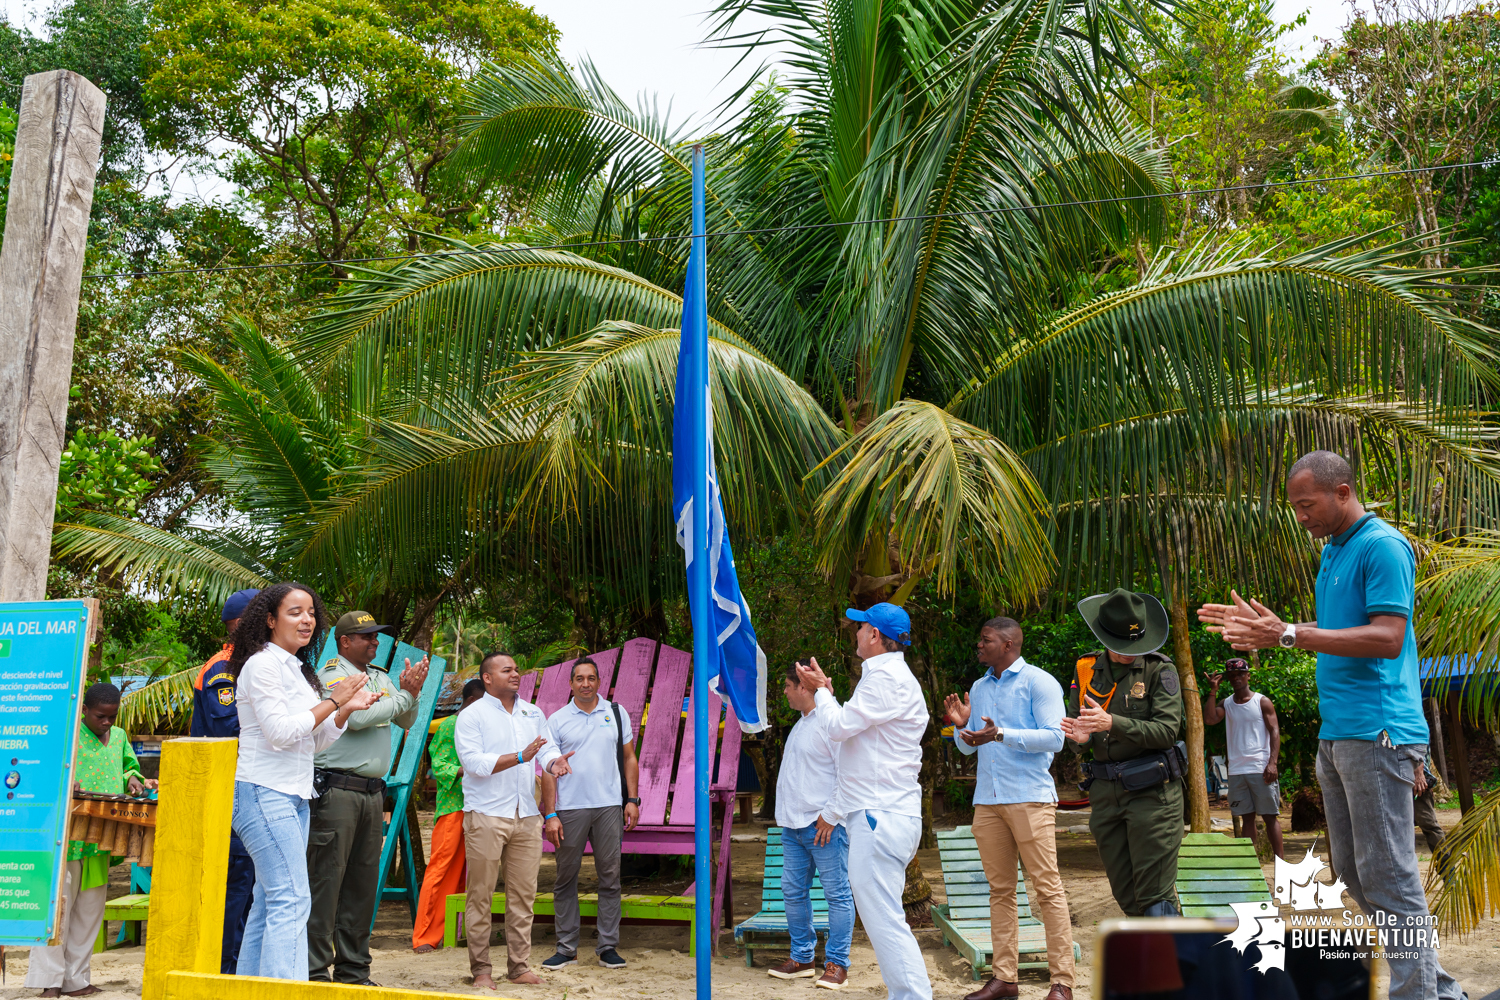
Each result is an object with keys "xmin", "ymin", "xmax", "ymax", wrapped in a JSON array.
[{"xmin": 69, "ymin": 791, "xmax": 158, "ymax": 866}]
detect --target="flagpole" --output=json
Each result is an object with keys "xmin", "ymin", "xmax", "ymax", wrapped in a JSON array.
[{"xmin": 688, "ymin": 142, "xmax": 712, "ymax": 995}]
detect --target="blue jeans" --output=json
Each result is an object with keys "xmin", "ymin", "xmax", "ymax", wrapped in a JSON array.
[
  {"xmin": 781, "ymin": 822, "xmax": 854, "ymax": 968},
  {"xmin": 232, "ymin": 781, "xmax": 312, "ymax": 980}
]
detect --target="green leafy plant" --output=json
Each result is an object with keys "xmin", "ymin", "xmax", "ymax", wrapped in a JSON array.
[{"xmin": 54, "ymin": 427, "xmax": 164, "ymax": 522}]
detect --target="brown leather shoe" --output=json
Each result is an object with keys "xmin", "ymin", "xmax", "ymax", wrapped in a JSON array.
[
  {"xmin": 815, "ymin": 962, "xmax": 848, "ymax": 990},
  {"xmin": 767, "ymin": 958, "xmax": 817, "ymax": 979},
  {"xmin": 1044, "ymin": 986, "xmax": 1073, "ymax": 1000},
  {"xmin": 963, "ymin": 978, "xmax": 1019, "ymax": 1000}
]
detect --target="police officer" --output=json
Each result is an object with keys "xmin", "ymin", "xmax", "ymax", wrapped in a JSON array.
[
  {"xmin": 308, "ymin": 611, "xmax": 429, "ymax": 985},
  {"xmin": 1060, "ymin": 588, "xmax": 1185, "ymax": 918},
  {"xmin": 189, "ymin": 587, "xmax": 260, "ymax": 973}
]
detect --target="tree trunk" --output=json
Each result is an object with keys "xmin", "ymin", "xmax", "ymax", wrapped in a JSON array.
[{"xmin": 1169, "ymin": 595, "xmax": 1211, "ymax": 833}]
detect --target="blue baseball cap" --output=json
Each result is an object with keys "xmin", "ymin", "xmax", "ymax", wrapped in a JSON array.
[
  {"xmin": 845, "ymin": 603, "xmax": 912, "ymax": 645},
  {"xmin": 222, "ymin": 588, "xmax": 261, "ymax": 622}
]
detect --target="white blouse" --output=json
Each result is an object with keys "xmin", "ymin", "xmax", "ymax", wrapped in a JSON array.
[{"xmin": 235, "ymin": 642, "xmax": 346, "ymax": 797}]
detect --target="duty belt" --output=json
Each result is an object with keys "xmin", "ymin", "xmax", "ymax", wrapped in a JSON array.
[{"xmin": 315, "ymin": 768, "xmax": 385, "ymax": 795}]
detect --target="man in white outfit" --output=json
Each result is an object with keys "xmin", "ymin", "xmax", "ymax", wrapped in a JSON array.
[{"xmin": 798, "ymin": 603, "xmax": 932, "ymax": 1000}]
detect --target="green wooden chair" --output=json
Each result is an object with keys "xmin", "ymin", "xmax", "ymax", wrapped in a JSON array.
[
  {"xmin": 931, "ymin": 826, "xmax": 1080, "ymax": 981},
  {"xmin": 733, "ymin": 827, "xmax": 831, "ymax": 967},
  {"xmin": 443, "ymin": 891, "xmax": 697, "ymax": 955},
  {"xmin": 1175, "ymin": 831, "xmax": 1273, "ymax": 917},
  {"xmin": 93, "ymin": 893, "xmax": 150, "ymax": 953}
]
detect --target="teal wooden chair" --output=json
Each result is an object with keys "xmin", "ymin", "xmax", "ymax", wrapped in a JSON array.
[
  {"xmin": 733, "ymin": 827, "xmax": 831, "ymax": 967},
  {"xmin": 1175, "ymin": 832, "xmax": 1273, "ymax": 917},
  {"xmin": 931, "ymin": 826, "xmax": 1080, "ymax": 981}
]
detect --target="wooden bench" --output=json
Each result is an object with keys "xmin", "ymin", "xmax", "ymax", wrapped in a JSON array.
[
  {"xmin": 1175, "ymin": 832, "xmax": 1273, "ymax": 918},
  {"xmin": 931, "ymin": 826, "xmax": 1080, "ymax": 981},
  {"xmin": 94, "ymin": 893, "xmax": 150, "ymax": 952},
  {"xmin": 443, "ymin": 891, "xmax": 696, "ymax": 954},
  {"xmin": 733, "ymin": 827, "xmax": 830, "ymax": 967}
]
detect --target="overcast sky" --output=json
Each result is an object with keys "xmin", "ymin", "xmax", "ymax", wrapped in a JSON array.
[{"xmin": 0, "ymin": 0, "xmax": 1365, "ymax": 201}]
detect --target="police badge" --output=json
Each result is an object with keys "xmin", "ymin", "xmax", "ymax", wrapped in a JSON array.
[{"xmin": 1130, "ymin": 681, "xmax": 1146, "ymax": 699}]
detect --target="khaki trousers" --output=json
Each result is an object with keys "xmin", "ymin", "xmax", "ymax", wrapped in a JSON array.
[
  {"xmin": 463, "ymin": 810, "xmax": 543, "ymax": 980},
  {"xmin": 24, "ymin": 860, "xmax": 108, "ymax": 992},
  {"xmin": 972, "ymin": 802, "xmax": 1075, "ymax": 987}
]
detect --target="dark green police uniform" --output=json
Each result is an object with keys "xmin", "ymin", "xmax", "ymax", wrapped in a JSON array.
[{"xmin": 1067, "ymin": 648, "xmax": 1185, "ymax": 916}]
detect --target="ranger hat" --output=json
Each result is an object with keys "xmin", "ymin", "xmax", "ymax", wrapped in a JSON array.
[
  {"xmin": 334, "ymin": 610, "xmax": 394, "ymax": 639},
  {"xmin": 1077, "ymin": 588, "xmax": 1169, "ymax": 656}
]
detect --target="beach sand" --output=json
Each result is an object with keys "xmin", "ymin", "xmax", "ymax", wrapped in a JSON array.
[{"xmin": 4, "ymin": 808, "xmax": 1496, "ymax": 1000}]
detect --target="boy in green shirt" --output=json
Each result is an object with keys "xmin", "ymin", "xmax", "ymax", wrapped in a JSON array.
[
  {"xmin": 27, "ymin": 683, "xmax": 152, "ymax": 997},
  {"xmin": 412, "ymin": 679, "xmax": 484, "ymax": 952}
]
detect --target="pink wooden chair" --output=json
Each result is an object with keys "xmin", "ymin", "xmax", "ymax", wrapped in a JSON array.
[{"xmin": 532, "ymin": 637, "xmax": 742, "ymax": 951}]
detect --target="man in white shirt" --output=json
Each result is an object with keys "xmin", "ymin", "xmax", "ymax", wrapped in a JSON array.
[
  {"xmin": 798, "ymin": 603, "xmax": 932, "ymax": 1000},
  {"xmin": 769, "ymin": 663, "xmax": 852, "ymax": 990},
  {"xmin": 1201, "ymin": 658, "xmax": 1284, "ymax": 859},
  {"xmin": 536, "ymin": 657, "xmax": 639, "ymax": 971},
  {"xmin": 454, "ymin": 652, "xmax": 554, "ymax": 988}
]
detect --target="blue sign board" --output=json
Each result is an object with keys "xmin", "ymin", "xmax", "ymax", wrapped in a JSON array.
[{"xmin": 0, "ymin": 600, "xmax": 93, "ymax": 945}]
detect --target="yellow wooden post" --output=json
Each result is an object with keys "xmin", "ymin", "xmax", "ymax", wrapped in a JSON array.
[{"xmin": 142, "ymin": 737, "xmax": 237, "ymax": 1000}]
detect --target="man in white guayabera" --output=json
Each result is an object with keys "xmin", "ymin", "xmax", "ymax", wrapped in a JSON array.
[{"xmin": 797, "ymin": 603, "xmax": 932, "ymax": 1000}]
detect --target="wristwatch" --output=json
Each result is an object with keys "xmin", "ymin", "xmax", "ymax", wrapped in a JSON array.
[
  {"xmin": 995, "ymin": 729, "xmax": 1004, "ymax": 744},
  {"xmin": 1279, "ymin": 624, "xmax": 1297, "ymax": 648},
  {"xmin": 626, "ymin": 797, "xmax": 641, "ymax": 805}
]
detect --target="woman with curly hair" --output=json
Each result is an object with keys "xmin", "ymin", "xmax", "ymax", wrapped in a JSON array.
[{"xmin": 228, "ymin": 582, "xmax": 377, "ymax": 980}]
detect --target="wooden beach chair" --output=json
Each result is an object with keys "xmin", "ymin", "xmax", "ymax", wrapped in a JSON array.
[
  {"xmin": 931, "ymin": 826, "xmax": 1080, "ymax": 981},
  {"xmin": 733, "ymin": 827, "xmax": 831, "ymax": 967},
  {"xmin": 1175, "ymin": 832, "xmax": 1273, "ymax": 917}
]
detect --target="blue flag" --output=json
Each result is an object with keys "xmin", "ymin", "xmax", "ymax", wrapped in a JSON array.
[{"xmin": 671, "ymin": 226, "xmax": 768, "ymax": 735}]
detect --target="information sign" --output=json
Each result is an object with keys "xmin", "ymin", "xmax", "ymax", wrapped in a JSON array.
[{"xmin": 0, "ymin": 600, "xmax": 93, "ymax": 945}]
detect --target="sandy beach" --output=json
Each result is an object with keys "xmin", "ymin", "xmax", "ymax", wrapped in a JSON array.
[{"xmin": 5, "ymin": 808, "xmax": 1496, "ymax": 1000}]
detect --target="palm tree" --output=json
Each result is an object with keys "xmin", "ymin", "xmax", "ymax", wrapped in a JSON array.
[
  {"xmin": 57, "ymin": 0, "xmax": 1500, "ymax": 909},
  {"xmin": 293, "ymin": 0, "xmax": 1500, "ymax": 847}
]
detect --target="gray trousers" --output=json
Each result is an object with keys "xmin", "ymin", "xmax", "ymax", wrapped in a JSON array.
[
  {"xmin": 24, "ymin": 861, "xmax": 107, "ymax": 991},
  {"xmin": 553, "ymin": 806, "xmax": 624, "ymax": 957},
  {"xmin": 1318, "ymin": 739, "xmax": 1461, "ymax": 1000}
]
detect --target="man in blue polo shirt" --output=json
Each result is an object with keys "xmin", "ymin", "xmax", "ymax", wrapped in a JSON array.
[
  {"xmin": 1199, "ymin": 450, "xmax": 1461, "ymax": 1000},
  {"xmin": 942, "ymin": 617, "xmax": 1073, "ymax": 1000}
]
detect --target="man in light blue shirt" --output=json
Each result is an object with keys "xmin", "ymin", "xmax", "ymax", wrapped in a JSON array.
[
  {"xmin": 942, "ymin": 617, "xmax": 1074, "ymax": 1000},
  {"xmin": 1200, "ymin": 450, "xmax": 1461, "ymax": 1000}
]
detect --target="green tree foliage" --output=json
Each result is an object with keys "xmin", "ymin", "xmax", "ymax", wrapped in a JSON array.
[
  {"xmin": 54, "ymin": 427, "xmax": 165, "ymax": 522},
  {"xmin": 1128, "ymin": 0, "xmax": 1405, "ymax": 254},
  {"xmin": 142, "ymin": 0, "xmax": 559, "ymax": 277},
  {"xmin": 1310, "ymin": 0, "xmax": 1500, "ymax": 268}
]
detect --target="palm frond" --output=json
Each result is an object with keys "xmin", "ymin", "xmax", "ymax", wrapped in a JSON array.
[
  {"xmin": 51, "ymin": 512, "xmax": 272, "ymax": 601},
  {"xmin": 298, "ymin": 241, "xmax": 748, "ymax": 409},
  {"xmin": 1416, "ymin": 532, "xmax": 1500, "ymax": 719},
  {"xmin": 117, "ymin": 667, "xmax": 199, "ymax": 734},
  {"xmin": 1426, "ymin": 788, "xmax": 1500, "ymax": 936},
  {"xmin": 810, "ymin": 399, "xmax": 1054, "ymax": 602}
]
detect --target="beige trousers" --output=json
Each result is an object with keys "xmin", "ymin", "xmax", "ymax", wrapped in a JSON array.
[
  {"xmin": 463, "ymin": 811, "xmax": 543, "ymax": 980},
  {"xmin": 24, "ymin": 860, "xmax": 108, "ymax": 992},
  {"xmin": 972, "ymin": 802, "xmax": 1075, "ymax": 987}
]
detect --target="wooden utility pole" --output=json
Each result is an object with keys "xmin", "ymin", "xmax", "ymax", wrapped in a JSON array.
[{"xmin": 0, "ymin": 70, "xmax": 106, "ymax": 602}]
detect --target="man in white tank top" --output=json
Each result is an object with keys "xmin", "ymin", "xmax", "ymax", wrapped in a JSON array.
[{"xmin": 1202, "ymin": 658, "xmax": 1284, "ymax": 858}]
